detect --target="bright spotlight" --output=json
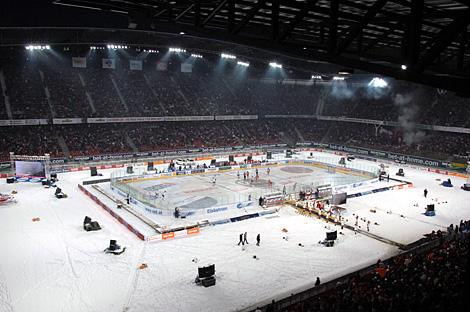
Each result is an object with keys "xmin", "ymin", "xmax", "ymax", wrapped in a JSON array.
[
  {"xmin": 237, "ymin": 61, "xmax": 250, "ymax": 67},
  {"xmin": 221, "ymin": 53, "xmax": 236, "ymax": 59},
  {"xmin": 45, "ymin": 45, "xmax": 51, "ymax": 50},
  {"xmin": 169, "ymin": 47, "xmax": 186, "ymax": 53},
  {"xmin": 269, "ymin": 62, "xmax": 282, "ymax": 69},
  {"xmin": 401, "ymin": 64, "xmax": 407, "ymax": 70},
  {"xmin": 180, "ymin": 31, "xmax": 186, "ymax": 35},
  {"xmin": 191, "ymin": 53, "xmax": 203, "ymax": 58},
  {"xmin": 332, "ymin": 76, "xmax": 345, "ymax": 81},
  {"xmin": 368, "ymin": 77, "xmax": 388, "ymax": 88},
  {"xmin": 311, "ymin": 75, "xmax": 322, "ymax": 80}
]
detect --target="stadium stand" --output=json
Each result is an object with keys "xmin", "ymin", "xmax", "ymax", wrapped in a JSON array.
[{"xmin": 275, "ymin": 224, "xmax": 469, "ymax": 312}]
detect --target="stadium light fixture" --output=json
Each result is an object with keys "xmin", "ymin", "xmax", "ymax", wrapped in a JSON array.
[
  {"xmin": 401, "ymin": 64, "xmax": 407, "ymax": 70},
  {"xmin": 269, "ymin": 62, "xmax": 282, "ymax": 69},
  {"xmin": 169, "ymin": 47, "xmax": 186, "ymax": 53},
  {"xmin": 180, "ymin": 31, "xmax": 186, "ymax": 35},
  {"xmin": 311, "ymin": 75, "xmax": 322, "ymax": 80},
  {"xmin": 332, "ymin": 76, "xmax": 345, "ymax": 80},
  {"xmin": 221, "ymin": 53, "xmax": 236, "ymax": 59},
  {"xmin": 191, "ymin": 53, "xmax": 203, "ymax": 58},
  {"xmin": 107, "ymin": 44, "xmax": 128, "ymax": 50},
  {"xmin": 368, "ymin": 77, "xmax": 388, "ymax": 88},
  {"xmin": 237, "ymin": 61, "xmax": 250, "ymax": 67},
  {"xmin": 26, "ymin": 45, "xmax": 50, "ymax": 50}
]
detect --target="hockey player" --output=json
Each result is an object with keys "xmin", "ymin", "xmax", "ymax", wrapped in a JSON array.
[
  {"xmin": 267, "ymin": 167, "xmax": 271, "ymax": 175},
  {"xmin": 237, "ymin": 171, "xmax": 240, "ymax": 180},
  {"xmin": 424, "ymin": 188, "xmax": 428, "ymax": 198},
  {"xmin": 256, "ymin": 234, "xmax": 261, "ymax": 246},
  {"xmin": 211, "ymin": 176, "xmax": 217, "ymax": 186}
]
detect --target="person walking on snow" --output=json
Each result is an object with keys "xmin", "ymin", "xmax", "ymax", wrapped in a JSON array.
[
  {"xmin": 256, "ymin": 234, "xmax": 261, "ymax": 246},
  {"xmin": 243, "ymin": 232, "xmax": 249, "ymax": 244},
  {"xmin": 238, "ymin": 233, "xmax": 244, "ymax": 245},
  {"xmin": 315, "ymin": 277, "xmax": 321, "ymax": 286}
]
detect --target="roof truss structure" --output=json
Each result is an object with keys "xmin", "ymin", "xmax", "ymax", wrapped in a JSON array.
[{"xmin": 49, "ymin": 0, "xmax": 470, "ymax": 92}]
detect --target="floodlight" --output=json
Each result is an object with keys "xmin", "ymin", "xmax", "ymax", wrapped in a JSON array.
[
  {"xmin": 169, "ymin": 47, "xmax": 186, "ymax": 53},
  {"xmin": 368, "ymin": 77, "xmax": 388, "ymax": 88},
  {"xmin": 269, "ymin": 62, "xmax": 282, "ymax": 69},
  {"xmin": 237, "ymin": 61, "xmax": 250, "ymax": 67},
  {"xmin": 221, "ymin": 53, "xmax": 236, "ymax": 59}
]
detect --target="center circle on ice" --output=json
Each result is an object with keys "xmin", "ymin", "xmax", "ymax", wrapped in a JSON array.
[{"xmin": 280, "ymin": 166, "xmax": 314, "ymax": 173}]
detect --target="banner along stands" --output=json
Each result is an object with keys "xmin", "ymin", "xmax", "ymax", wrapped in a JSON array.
[{"xmin": 307, "ymin": 142, "xmax": 464, "ymax": 171}]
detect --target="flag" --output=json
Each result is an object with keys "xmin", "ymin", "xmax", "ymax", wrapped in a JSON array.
[
  {"xmin": 72, "ymin": 57, "xmax": 87, "ymax": 68},
  {"xmin": 130, "ymin": 60, "xmax": 143, "ymax": 71},
  {"xmin": 181, "ymin": 63, "xmax": 192, "ymax": 73},
  {"xmin": 156, "ymin": 62, "xmax": 167, "ymax": 71},
  {"xmin": 102, "ymin": 58, "xmax": 115, "ymax": 69}
]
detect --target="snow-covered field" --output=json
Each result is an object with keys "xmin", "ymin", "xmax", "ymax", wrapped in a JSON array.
[{"xmin": 1, "ymin": 151, "xmax": 469, "ymax": 312}]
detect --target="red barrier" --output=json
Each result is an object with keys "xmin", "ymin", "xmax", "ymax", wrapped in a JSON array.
[{"xmin": 78, "ymin": 184, "xmax": 145, "ymax": 240}]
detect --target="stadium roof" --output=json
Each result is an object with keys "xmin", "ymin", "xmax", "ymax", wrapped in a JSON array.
[{"xmin": 2, "ymin": 0, "xmax": 470, "ymax": 93}]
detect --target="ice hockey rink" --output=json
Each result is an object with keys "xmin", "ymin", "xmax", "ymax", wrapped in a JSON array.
[
  {"xmin": 102, "ymin": 157, "xmax": 377, "ymax": 229},
  {"xmin": 1, "ymin": 150, "xmax": 469, "ymax": 312}
]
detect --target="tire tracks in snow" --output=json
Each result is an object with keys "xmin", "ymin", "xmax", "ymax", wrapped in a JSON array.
[
  {"xmin": 0, "ymin": 279, "xmax": 14, "ymax": 312},
  {"xmin": 123, "ymin": 242, "xmax": 147, "ymax": 311}
]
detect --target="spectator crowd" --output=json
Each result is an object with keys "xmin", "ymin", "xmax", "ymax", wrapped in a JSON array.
[
  {"xmin": 1, "ymin": 120, "xmax": 469, "ymax": 162},
  {"xmin": 0, "ymin": 51, "xmax": 469, "ymax": 162},
  {"xmin": 275, "ymin": 221, "xmax": 469, "ymax": 312}
]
